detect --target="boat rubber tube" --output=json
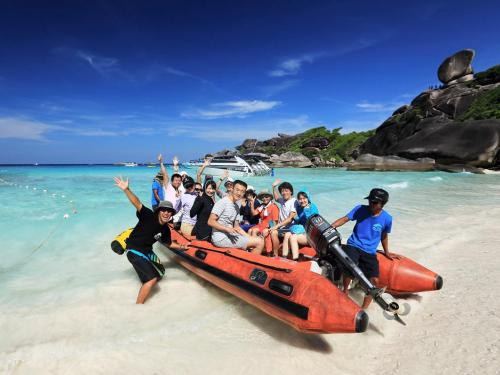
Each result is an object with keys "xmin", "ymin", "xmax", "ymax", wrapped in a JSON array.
[{"xmin": 167, "ymin": 230, "xmax": 366, "ymax": 334}]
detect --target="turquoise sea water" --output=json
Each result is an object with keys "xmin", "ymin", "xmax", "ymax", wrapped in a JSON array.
[
  {"xmin": 0, "ymin": 166, "xmax": 499, "ymax": 301},
  {"xmin": 0, "ymin": 165, "xmax": 499, "ymax": 373}
]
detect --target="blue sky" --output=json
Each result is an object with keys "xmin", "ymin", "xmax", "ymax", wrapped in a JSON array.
[{"xmin": 0, "ymin": 0, "xmax": 499, "ymax": 163}]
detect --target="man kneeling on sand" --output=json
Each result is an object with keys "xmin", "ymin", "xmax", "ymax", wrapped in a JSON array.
[{"xmin": 208, "ymin": 179, "xmax": 264, "ymax": 254}]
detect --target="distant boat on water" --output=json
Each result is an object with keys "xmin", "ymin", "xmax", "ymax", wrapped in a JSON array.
[
  {"xmin": 113, "ymin": 162, "xmax": 139, "ymax": 167},
  {"xmin": 191, "ymin": 155, "xmax": 272, "ymax": 177}
]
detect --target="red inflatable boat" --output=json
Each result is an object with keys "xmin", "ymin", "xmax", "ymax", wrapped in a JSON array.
[{"xmin": 167, "ymin": 225, "xmax": 442, "ymax": 334}]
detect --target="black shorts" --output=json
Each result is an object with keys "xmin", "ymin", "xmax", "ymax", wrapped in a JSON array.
[
  {"xmin": 277, "ymin": 227, "xmax": 290, "ymax": 238},
  {"xmin": 342, "ymin": 245, "xmax": 379, "ymax": 279},
  {"xmin": 127, "ymin": 251, "xmax": 160, "ymax": 283}
]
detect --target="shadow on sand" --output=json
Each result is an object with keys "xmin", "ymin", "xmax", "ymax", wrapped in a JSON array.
[{"xmin": 158, "ymin": 248, "xmax": 333, "ymax": 354}]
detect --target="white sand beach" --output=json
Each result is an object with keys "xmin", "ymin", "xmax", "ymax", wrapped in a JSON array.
[{"xmin": 1, "ymin": 169, "xmax": 499, "ymax": 375}]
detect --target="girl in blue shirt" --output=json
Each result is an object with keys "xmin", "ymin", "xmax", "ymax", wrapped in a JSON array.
[{"xmin": 282, "ymin": 190, "xmax": 319, "ymax": 260}]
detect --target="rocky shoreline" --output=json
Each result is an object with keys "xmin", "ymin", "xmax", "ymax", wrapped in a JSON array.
[
  {"xmin": 209, "ymin": 49, "xmax": 500, "ymax": 173},
  {"xmin": 353, "ymin": 50, "xmax": 500, "ymax": 173}
]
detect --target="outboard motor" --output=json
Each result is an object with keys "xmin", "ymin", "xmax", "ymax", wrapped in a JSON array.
[{"xmin": 306, "ymin": 214, "xmax": 405, "ymax": 324}]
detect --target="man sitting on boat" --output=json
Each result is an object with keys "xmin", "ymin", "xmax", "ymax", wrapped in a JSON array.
[
  {"xmin": 113, "ymin": 176, "xmax": 189, "ymax": 304},
  {"xmin": 330, "ymin": 188, "xmax": 396, "ymax": 309},
  {"xmin": 269, "ymin": 179, "xmax": 299, "ymax": 256},
  {"xmin": 208, "ymin": 179, "xmax": 265, "ymax": 254}
]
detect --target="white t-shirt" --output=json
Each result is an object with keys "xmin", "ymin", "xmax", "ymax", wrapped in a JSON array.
[
  {"xmin": 164, "ymin": 184, "xmax": 182, "ymax": 212},
  {"xmin": 277, "ymin": 197, "xmax": 298, "ymax": 226},
  {"xmin": 210, "ymin": 196, "xmax": 240, "ymax": 243}
]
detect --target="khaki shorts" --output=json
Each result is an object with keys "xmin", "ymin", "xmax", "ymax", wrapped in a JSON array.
[
  {"xmin": 212, "ymin": 233, "xmax": 250, "ymax": 250},
  {"xmin": 180, "ymin": 222, "xmax": 194, "ymax": 237}
]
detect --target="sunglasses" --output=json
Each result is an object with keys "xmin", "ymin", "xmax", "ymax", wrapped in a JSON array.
[{"xmin": 195, "ymin": 188, "xmax": 202, "ymax": 192}]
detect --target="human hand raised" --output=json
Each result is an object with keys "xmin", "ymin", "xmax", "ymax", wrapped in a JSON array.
[
  {"xmin": 113, "ymin": 176, "xmax": 129, "ymax": 191},
  {"xmin": 203, "ymin": 156, "xmax": 212, "ymax": 166},
  {"xmin": 272, "ymin": 178, "xmax": 281, "ymax": 187}
]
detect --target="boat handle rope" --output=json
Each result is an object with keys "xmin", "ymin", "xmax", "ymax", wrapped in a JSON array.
[
  {"xmin": 169, "ymin": 223, "xmax": 293, "ymax": 273},
  {"xmin": 185, "ymin": 244, "xmax": 293, "ymax": 273}
]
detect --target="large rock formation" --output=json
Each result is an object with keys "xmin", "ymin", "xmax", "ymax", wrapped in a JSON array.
[
  {"xmin": 347, "ymin": 154, "xmax": 435, "ymax": 171},
  {"xmin": 236, "ymin": 133, "xmax": 299, "ymax": 154},
  {"xmin": 269, "ymin": 152, "xmax": 313, "ymax": 168},
  {"xmin": 438, "ymin": 49, "xmax": 475, "ymax": 85},
  {"xmin": 357, "ymin": 51, "xmax": 500, "ymax": 171},
  {"xmin": 301, "ymin": 137, "xmax": 329, "ymax": 149},
  {"xmin": 213, "ymin": 149, "xmax": 238, "ymax": 157}
]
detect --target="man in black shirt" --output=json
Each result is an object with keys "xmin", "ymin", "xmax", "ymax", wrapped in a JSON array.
[{"xmin": 114, "ymin": 176, "xmax": 189, "ymax": 304}]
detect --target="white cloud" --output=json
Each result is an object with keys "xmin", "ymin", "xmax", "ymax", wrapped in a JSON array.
[
  {"xmin": 182, "ymin": 100, "xmax": 281, "ymax": 119},
  {"xmin": 40, "ymin": 102, "xmax": 69, "ymax": 112},
  {"xmin": 356, "ymin": 101, "xmax": 405, "ymax": 113},
  {"xmin": 76, "ymin": 50, "xmax": 118, "ymax": 76},
  {"xmin": 0, "ymin": 118, "xmax": 63, "ymax": 140},
  {"xmin": 167, "ymin": 115, "xmax": 311, "ymax": 142},
  {"xmin": 268, "ymin": 36, "xmax": 391, "ymax": 78},
  {"xmin": 162, "ymin": 66, "xmax": 211, "ymax": 84},
  {"xmin": 55, "ymin": 47, "xmax": 132, "ymax": 80},
  {"xmin": 0, "ymin": 117, "xmax": 155, "ymax": 140},
  {"xmin": 262, "ymin": 79, "xmax": 299, "ymax": 97},
  {"xmin": 269, "ymin": 54, "xmax": 321, "ymax": 77}
]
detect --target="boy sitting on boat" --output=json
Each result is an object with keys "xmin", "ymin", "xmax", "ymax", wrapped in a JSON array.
[
  {"xmin": 330, "ymin": 188, "xmax": 396, "ymax": 308},
  {"xmin": 248, "ymin": 189, "xmax": 279, "ymax": 238},
  {"xmin": 268, "ymin": 179, "xmax": 299, "ymax": 256},
  {"xmin": 208, "ymin": 179, "xmax": 265, "ymax": 254},
  {"xmin": 114, "ymin": 176, "xmax": 189, "ymax": 304}
]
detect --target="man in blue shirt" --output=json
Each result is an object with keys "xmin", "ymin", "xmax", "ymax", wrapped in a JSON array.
[
  {"xmin": 330, "ymin": 188, "xmax": 396, "ymax": 309},
  {"xmin": 151, "ymin": 172, "xmax": 164, "ymax": 210}
]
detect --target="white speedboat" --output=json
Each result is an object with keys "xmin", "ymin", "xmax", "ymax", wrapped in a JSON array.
[
  {"xmin": 123, "ymin": 162, "xmax": 138, "ymax": 167},
  {"xmin": 194, "ymin": 155, "xmax": 272, "ymax": 177}
]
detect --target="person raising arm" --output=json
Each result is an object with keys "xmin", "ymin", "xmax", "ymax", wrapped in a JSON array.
[
  {"xmin": 114, "ymin": 176, "xmax": 188, "ymax": 304},
  {"xmin": 158, "ymin": 154, "xmax": 183, "ymax": 213},
  {"xmin": 196, "ymin": 156, "xmax": 212, "ymax": 184}
]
